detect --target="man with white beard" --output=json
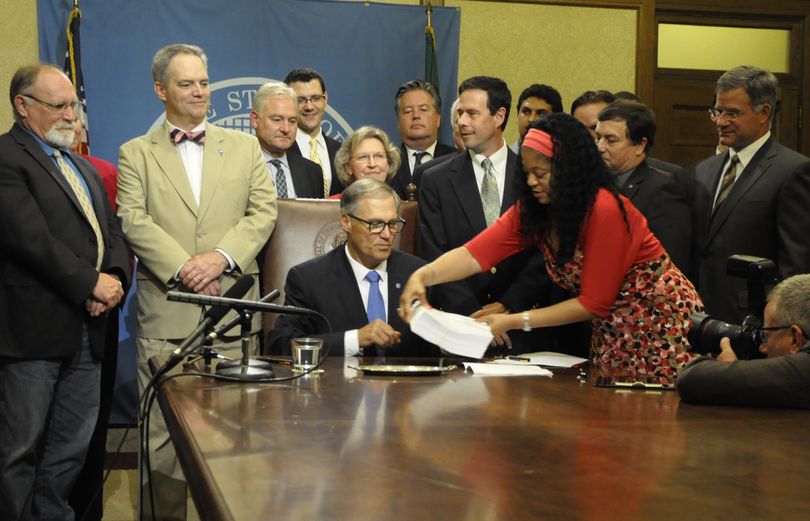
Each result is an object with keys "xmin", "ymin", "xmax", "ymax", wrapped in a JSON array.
[{"xmin": 0, "ymin": 63, "xmax": 130, "ymax": 520}]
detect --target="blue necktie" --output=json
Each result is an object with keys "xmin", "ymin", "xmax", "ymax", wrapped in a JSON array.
[{"xmin": 365, "ymin": 271, "xmax": 386, "ymax": 322}]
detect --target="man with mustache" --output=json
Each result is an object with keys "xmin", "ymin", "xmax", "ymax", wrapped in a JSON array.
[
  {"xmin": 250, "ymin": 82, "xmax": 324, "ymax": 198},
  {"xmin": 0, "ymin": 64, "xmax": 129, "ymax": 521}
]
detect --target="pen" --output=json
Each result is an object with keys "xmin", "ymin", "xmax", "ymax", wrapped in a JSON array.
[{"xmin": 507, "ymin": 356, "xmax": 530, "ymax": 362}]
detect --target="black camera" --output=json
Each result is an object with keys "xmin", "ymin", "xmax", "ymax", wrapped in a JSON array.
[
  {"xmin": 687, "ymin": 255, "xmax": 779, "ymax": 358},
  {"xmin": 687, "ymin": 313, "xmax": 761, "ymax": 357}
]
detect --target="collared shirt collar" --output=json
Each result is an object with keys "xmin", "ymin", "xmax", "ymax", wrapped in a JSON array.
[
  {"xmin": 344, "ymin": 244, "xmax": 388, "ymax": 282},
  {"xmin": 731, "ymin": 130, "xmax": 771, "ymax": 171}
]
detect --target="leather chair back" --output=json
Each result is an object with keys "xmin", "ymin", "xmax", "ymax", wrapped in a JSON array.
[{"xmin": 262, "ymin": 199, "xmax": 418, "ymax": 332}]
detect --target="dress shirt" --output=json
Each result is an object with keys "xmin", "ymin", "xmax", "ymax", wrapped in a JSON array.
[
  {"xmin": 168, "ymin": 119, "xmax": 235, "ymax": 274},
  {"xmin": 615, "ymin": 166, "xmax": 636, "ymax": 188},
  {"xmin": 404, "ymin": 141, "xmax": 437, "ymax": 175},
  {"xmin": 471, "ymin": 140, "xmax": 509, "ymax": 207},
  {"xmin": 342, "ymin": 245, "xmax": 389, "ymax": 357},
  {"xmin": 262, "ymin": 150, "xmax": 297, "ymax": 199},
  {"xmin": 295, "ymin": 129, "xmax": 332, "ymax": 193},
  {"xmin": 23, "ymin": 128, "xmax": 94, "ymax": 204},
  {"xmin": 712, "ymin": 131, "xmax": 771, "ymax": 207}
]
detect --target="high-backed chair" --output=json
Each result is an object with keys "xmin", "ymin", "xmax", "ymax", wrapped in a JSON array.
[{"xmin": 261, "ymin": 199, "xmax": 418, "ymax": 334}]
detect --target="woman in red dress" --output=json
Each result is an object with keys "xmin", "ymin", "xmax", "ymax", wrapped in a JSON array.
[{"xmin": 400, "ymin": 113, "xmax": 702, "ymax": 381}]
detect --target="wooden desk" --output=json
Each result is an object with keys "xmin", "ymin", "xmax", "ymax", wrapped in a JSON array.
[{"xmin": 154, "ymin": 358, "xmax": 810, "ymax": 521}]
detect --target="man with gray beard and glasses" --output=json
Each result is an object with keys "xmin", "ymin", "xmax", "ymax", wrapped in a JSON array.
[{"xmin": 0, "ymin": 63, "xmax": 130, "ymax": 521}]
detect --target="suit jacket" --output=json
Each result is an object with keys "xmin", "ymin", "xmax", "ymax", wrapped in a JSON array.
[
  {"xmin": 390, "ymin": 142, "xmax": 456, "ymax": 200},
  {"xmin": 287, "ymin": 153, "xmax": 325, "ymax": 199},
  {"xmin": 619, "ymin": 159, "xmax": 691, "ymax": 271},
  {"xmin": 0, "ymin": 124, "xmax": 130, "ymax": 359},
  {"xmin": 289, "ymin": 131, "xmax": 343, "ymax": 196},
  {"xmin": 417, "ymin": 149, "xmax": 544, "ymax": 316},
  {"xmin": 647, "ymin": 156, "xmax": 681, "ymax": 175},
  {"xmin": 118, "ymin": 122, "xmax": 277, "ymax": 339},
  {"xmin": 411, "ymin": 150, "xmax": 459, "ymax": 190},
  {"xmin": 267, "ymin": 247, "xmax": 439, "ymax": 357},
  {"xmin": 676, "ymin": 343, "xmax": 810, "ymax": 409},
  {"xmin": 684, "ymin": 137, "xmax": 810, "ymax": 326}
]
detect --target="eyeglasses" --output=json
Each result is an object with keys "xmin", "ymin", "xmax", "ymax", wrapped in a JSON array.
[
  {"xmin": 23, "ymin": 94, "xmax": 80, "ymax": 114},
  {"xmin": 756, "ymin": 325, "xmax": 792, "ymax": 344},
  {"xmin": 708, "ymin": 108, "xmax": 744, "ymax": 121},
  {"xmin": 352, "ymin": 153, "xmax": 387, "ymax": 165},
  {"xmin": 348, "ymin": 214, "xmax": 405, "ymax": 234},
  {"xmin": 297, "ymin": 95, "xmax": 325, "ymax": 105}
]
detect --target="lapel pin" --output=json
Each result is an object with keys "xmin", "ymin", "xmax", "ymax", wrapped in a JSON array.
[
  {"xmin": 395, "ymin": 282, "xmax": 401, "ymax": 289},
  {"xmin": 218, "ymin": 149, "xmax": 224, "ymax": 157}
]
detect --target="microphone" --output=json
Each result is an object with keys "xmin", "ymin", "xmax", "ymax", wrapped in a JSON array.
[
  {"xmin": 159, "ymin": 275, "xmax": 254, "ymax": 374},
  {"xmin": 166, "ymin": 291, "xmax": 318, "ymax": 317},
  {"xmin": 206, "ymin": 289, "xmax": 281, "ymax": 341}
]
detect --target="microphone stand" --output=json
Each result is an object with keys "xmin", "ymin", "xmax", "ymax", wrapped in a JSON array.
[
  {"xmin": 216, "ymin": 307, "xmax": 275, "ymax": 380},
  {"xmin": 184, "ymin": 328, "xmax": 228, "ymax": 372}
]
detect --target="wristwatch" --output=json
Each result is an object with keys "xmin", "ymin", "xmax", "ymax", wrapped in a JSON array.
[{"xmin": 521, "ymin": 311, "xmax": 532, "ymax": 332}]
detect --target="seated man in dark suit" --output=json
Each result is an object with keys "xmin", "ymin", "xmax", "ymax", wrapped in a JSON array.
[
  {"xmin": 390, "ymin": 80, "xmax": 455, "ymax": 200},
  {"xmin": 268, "ymin": 179, "xmax": 438, "ymax": 357},
  {"xmin": 250, "ymin": 81, "xmax": 324, "ymax": 198},
  {"xmin": 677, "ymin": 274, "xmax": 810, "ymax": 409},
  {"xmin": 595, "ymin": 100, "xmax": 690, "ymax": 270}
]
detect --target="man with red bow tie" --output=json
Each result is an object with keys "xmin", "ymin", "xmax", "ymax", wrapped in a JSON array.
[{"xmin": 117, "ymin": 43, "xmax": 276, "ymax": 520}]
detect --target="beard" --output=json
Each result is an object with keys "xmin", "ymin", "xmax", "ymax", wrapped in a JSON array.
[{"xmin": 44, "ymin": 122, "xmax": 76, "ymax": 149}]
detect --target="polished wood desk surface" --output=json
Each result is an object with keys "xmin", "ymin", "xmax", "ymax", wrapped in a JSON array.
[{"xmin": 155, "ymin": 357, "xmax": 810, "ymax": 521}]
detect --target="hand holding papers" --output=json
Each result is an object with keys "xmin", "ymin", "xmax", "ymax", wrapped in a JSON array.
[{"xmin": 409, "ymin": 302, "xmax": 493, "ymax": 359}]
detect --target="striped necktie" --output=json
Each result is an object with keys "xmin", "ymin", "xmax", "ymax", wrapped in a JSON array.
[
  {"xmin": 53, "ymin": 150, "xmax": 104, "ymax": 270},
  {"xmin": 713, "ymin": 155, "xmax": 740, "ymax": 214}
]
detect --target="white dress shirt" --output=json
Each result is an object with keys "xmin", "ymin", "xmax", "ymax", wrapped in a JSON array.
[
  {"xmin": 712, "ymin": 131, "xmax": 771, "ymax": 207},
  {"xmin": 295, "ymin": 129, "xmax": 332, "ymax": 193},
  {"xmin": 168, "ymin": 119, "xmax": 235, "ymax": 273},
  {"xmin": 262, "ymin": 150, "xmax": 297, "ymax": 199},
  {"xmin": 470, "ymin": 139, "xmax": 509, "ymax": 207},
  {"xmin": 404, "ymin": 141, "xmax": 438, "ymax": 174},
  {"xmin": 342, "ymin": 245, "xmax": 389, "ymax": 357}
]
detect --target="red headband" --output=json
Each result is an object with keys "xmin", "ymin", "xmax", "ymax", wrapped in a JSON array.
[{"xmin": 522, "ymin": 128, "xmax": 554, "ymax": 158}]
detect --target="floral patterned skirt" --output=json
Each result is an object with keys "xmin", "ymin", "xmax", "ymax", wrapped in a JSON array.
[{"xmin": 547, "ymin": 253, "xmax": 704, "ymax": 382}]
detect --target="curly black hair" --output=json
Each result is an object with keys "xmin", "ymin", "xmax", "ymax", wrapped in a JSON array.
[{"xmin": 517, "ymin": 113, "xmax": 628, "ymax": 263}]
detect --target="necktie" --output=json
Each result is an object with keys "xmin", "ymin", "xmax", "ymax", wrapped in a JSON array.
[
  {"xmin": 170, "ymin": 128, "xmax": 205, "ymax": 145},
  {"xmin": 53, "ymin": 150, "xmax": 104, "ymax": 270},
  {"xmin": 365, "ymin": 271, "xmax": 386, "ymax": 323},
  {"xmin": 480, "ymin": 157, "xmax": 500, "ymax": 226},
  {"xmin": 269, "ymin": 159, "xmax": 288, "ymax": 198},
  {"xmin": 713, "ymin": 155, "xmax": 740, "ymax": 214},
  {"xmin": 413, "ymin": 151, "xmax": 429, "ymax": 168},
  {"xmin": 310, "ymin": 138, "xmax": 328, "ymax": 197}
]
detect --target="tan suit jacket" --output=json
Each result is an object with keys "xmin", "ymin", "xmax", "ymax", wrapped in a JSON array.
[{"xmin": 118, "ymin": 122, "xmax": 277, "ymax": 338}]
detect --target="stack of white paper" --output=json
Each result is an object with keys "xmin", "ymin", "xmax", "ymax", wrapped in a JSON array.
[
  {"xmin": 409, "ymin": 304, "xmax": 492, "ymax": 359},
  {"xmin": 463, "ymin": 362, "xmax": 553, "ymax": 377}
]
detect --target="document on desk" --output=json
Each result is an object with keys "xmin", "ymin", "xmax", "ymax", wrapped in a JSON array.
[
  {"xmin": 493, "ymin": 351, "xmax": 588, "ymax": 368},
  {"xmin": 409, "ymin": 303, "xmax": 492, "ymax": 359},
  {"xmin": 463, "ymin": 362, "xmax": 553, "ymax": 377}
]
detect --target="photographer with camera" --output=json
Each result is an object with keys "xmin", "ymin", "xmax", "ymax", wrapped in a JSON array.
[{"xmin": 677, "ymin": 274, "xmax": 810, "ymax": 409}]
